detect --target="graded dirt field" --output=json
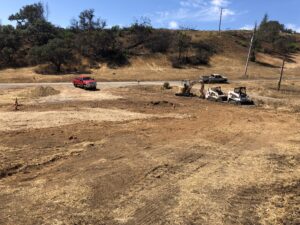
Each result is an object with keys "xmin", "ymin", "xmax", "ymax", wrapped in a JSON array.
[{"xmin": 0, "ymin": 82, "xmax": 299, "ymax": 224}]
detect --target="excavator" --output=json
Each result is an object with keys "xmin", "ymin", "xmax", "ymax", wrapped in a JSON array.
[{"xmin": 175, "ymin": 80, "xmax": 199, "ymax": 97}]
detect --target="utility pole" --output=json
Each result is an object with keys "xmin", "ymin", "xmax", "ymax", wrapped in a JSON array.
[
  {"xmin": 278, "ymin": 57, "xmax": 286, "ymax": 91},
  {"xmin": 244, "ymin": 25, "xmax": 256, "ymax": 78},
  {"xmin": 218, "ymin": 8, "xmax": 224, "ymax": 35}
]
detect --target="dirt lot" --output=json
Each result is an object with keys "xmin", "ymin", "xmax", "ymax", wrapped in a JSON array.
[{"xmin": 0, "ymin": 82, "xmax": 299, "ymax": 225}]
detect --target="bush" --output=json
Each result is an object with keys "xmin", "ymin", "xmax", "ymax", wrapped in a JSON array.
[
  {"xmin": 194, "ymin": 41, "xmax": 217, "ymax": 55},
  {"xmin": 171, "ymin": 57, "xmax": 184, "ymax": 69},
  {"xmin": 162, "ymin": 82, "xmax": 171, "ymax": 89},
  {"xmin": 145, "ymin": 31, "xmax": 173, "ymax": 53},
  {"xmin": 129, "ymin": 17, "xmax": 152, "ymax": 44},
  {"xmin": 170, "ymin": 40, "xmax": 216, "ymax": 68},
  {"xmin": 107, "ymin": 50, "xmax": 129, "ymax": 68},
  {"xmin": 194, "ymin": 49, "xmax": 211, "ymax": 65},
  {"xmin": 288, "ymin": 42, "xmax": 300, "ymax": 53}
]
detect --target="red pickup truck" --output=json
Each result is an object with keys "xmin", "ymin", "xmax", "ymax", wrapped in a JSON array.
[{"xmin": 73, "ymin": 75, "xmax": 97, "ymax": 90}]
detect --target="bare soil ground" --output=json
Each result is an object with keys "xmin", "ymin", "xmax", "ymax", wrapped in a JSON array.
[{"xmin": 0, "ymin": 82, "xmax": 299, "ymax": 225}]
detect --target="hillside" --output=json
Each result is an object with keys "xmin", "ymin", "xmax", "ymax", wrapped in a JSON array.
[{"xmin": 0, "ymin": 31, "xmax": 299, "ymax": 83}]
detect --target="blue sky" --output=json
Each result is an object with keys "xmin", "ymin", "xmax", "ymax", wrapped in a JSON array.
[{"xmin": 1, "ymin": 0, "xmax": 300, "ymax": 32}]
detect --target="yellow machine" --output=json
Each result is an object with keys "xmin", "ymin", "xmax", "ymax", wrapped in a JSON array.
[{"xmin": 175, "ymin": 80, "xmax": 198, "ymax": 97}]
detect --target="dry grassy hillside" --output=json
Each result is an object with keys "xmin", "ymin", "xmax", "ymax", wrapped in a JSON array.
[{"xmin": 0, "ymin": 31, "xmax": 299, "ymax": 83}]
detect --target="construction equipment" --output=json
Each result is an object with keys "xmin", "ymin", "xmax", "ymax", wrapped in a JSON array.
[
  {"xmin": 205, "ymin": 86, "xmax": 228, "ymax": 102},
  {"xmin": 228, "ymin": 87, "xmax": 254, "ymax": 105},
  {"xmin": 175, "ymin": 80, "xmax": 198, "ymax": 97}
]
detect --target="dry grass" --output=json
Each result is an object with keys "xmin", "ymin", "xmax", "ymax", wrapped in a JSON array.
[
  {"xmin": 0, "ymin": 51, "xmax": 299, "ymax": 83},
  {"xmin": 244, "ymin": 81, "xmax": 300, "ymax": 112}
]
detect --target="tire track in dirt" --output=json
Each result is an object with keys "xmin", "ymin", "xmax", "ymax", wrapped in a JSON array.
[
  {"xmin": 111, "ymin": 143, "xmax": 211, "ymax": 225},
  {"xmin": 0, "ymin": 142, "xmax": 98, "ymax": 180},
  {"xmin": 224, "ymin": 180, "xmax": 300, "ymax": 224}
]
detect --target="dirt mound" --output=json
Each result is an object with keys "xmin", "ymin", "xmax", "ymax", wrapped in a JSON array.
[
  {"xmin": 150, "ymin": 100, "xmax": 176, "ymax": 107},
  {"xmin": 28, "ymin": 86, "xmax": 60, "ymax": 98}
]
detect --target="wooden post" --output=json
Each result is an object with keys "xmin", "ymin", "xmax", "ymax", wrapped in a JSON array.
[
  {"xmin": 244, "ymin": 34, "xmax": 254, "ymax": 78},
  {"xmin": 14, "ymin": 98, "xmax": 19, "ymax": 111},
  {"xmin": 200, "ymin": 81, "xmax": 205, "ymax": 99},
  {"xmin": 218, "ymin": 8, "xmax": 224, "ymax": 35},
  {"xmin": 278, "ymin": 57, "xmax": 286, "ymax": 91}
]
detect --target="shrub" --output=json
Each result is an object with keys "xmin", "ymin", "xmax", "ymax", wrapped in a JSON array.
[
  {"xmin": 162, "ymin": 82, "xmax": 171, "ymax": 89},
  {"xmin": 194, "ymin": 49, "xmax": 211, "ymax": 65},
  {"xmin": 145, "ymin": 31, "xmax": 173, "ymax": 53},
  {"xmin": 129, "ymin": 17, "xmax": 152, "ymax": 44},
  {"xmin": 171, "ymin": 57, "xmax": 184, "ymax": 69},
  {"xmin": 107, "ymin": 50, "xmax": 129, "ymax": 68}
]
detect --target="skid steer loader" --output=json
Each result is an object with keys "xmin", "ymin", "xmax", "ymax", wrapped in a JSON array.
[
  {"xmin": 205, "ymin": 86, "xmax": 228, "ymax": 102},
  {"xmin": 228, "ymin": 87, "xmax": 254, "ymax": 105}
]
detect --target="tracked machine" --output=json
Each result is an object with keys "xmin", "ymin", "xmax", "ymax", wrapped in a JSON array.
[
  {"xmin": 205, "ymin": 86, "xmax": 228, "ymax": 102},
  {"xmin": 175, "ymin": 80, "xmax": 198, "ymax": 97},
  {"xmin": 228, "ymin": 87, "xmax": 254, "ymax": 105}
]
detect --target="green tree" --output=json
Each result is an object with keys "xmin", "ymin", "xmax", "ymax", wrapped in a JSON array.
[
  {"xmin": 128, "ymin": 17, "xmax": 153, "ymax": 48},
  {"xmin": 26, "ymin": 20, "xmax": 57, "ymax": 45},
  {"xmin": 259, "ymin": 14, "xmax": 269, "ymax": 28},
  {"xmin": 71, "ymin": 9, "xmax": 106, "ymax": 31},
  {"xmin": 258, "ymin": 15, "xmax": 285, "ymax": 43},
  {"xmin": 250, "ymin": 23, "xmax": 258, "ymax": 62},
  {"xmin": 9, "ymin": 2, "xmax": 45, "ymax": 27},
  {"xmin": 273, "ymin": 37, "xmax": 291, "ymax": 55},
  {"xmin": 0, "ymin": 25, "xmax": 21, "ymax": 67},
  {"xmin": 8, "ymin": 2, "xmax": 57, "ymax": 47},
  {"xmin": 29, "ymin": 38, "xmax": 74, "ymax": 73}
]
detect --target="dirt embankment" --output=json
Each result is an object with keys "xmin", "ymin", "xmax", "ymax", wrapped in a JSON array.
[{"xmin": 0, "ymin": 50, "xmax": 300, "ymax": 83}]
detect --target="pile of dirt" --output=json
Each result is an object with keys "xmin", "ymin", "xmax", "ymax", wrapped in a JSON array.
[
  {"xmin": 150, "ymin": 101, "xmax": 176, "ymax": 107},
  {"xmin": 28, "ymin": 86, "xmax": 60, "ymax": 98}
]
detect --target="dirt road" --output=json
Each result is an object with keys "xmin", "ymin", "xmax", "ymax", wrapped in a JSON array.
[
  {"xmin": 0, "ymin": 81, "xmax": 182, "ymax": 90},
  {"xmin": 0, "ymin": 83, "xmax": 299, "ymax": 225},
  {"xmin": 1, "ymin": 77, "xmax": 299, "ymax": 90}
]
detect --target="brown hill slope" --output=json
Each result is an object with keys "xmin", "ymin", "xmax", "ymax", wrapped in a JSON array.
[{"xmin": 0, "ymin": 31, "xmax": 299, "ymax": 83}]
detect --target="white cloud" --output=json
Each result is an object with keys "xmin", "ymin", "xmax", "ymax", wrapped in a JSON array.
[
  {"xmin": 286, "ymin": 23, "xmax": 300, "ymax": 33},
  {"xmin": 155, "ymin": 0, "xmax": 235, "ymax": 26},
  {"xmin": 211, "ymin": 0, "xmax": 230, "ymax": 7},
  {"xmin": 180, "ymin": 0, "xmax": 207, "ymax": 8},
  {"xmin": 240, "ymin": 24, "xmax": 254, "ymax": 30},
  {"xmin": 169, "ymin": 21, "xmax": 179, "ymax": 29}
]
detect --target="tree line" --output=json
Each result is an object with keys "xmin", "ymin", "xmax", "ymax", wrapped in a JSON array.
[
  {"xmin": 250, "ymin": 14, "xmax": 299, "ymax": 62},
  {"xmin": 0, "ymin": 3, "xmax": 298, "ymax": 74}
]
